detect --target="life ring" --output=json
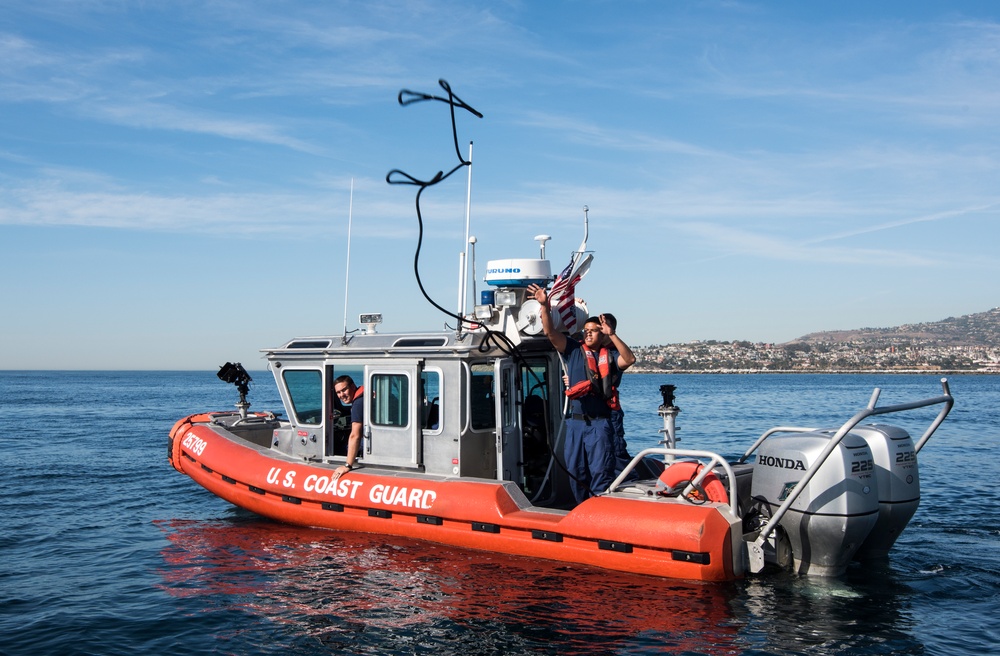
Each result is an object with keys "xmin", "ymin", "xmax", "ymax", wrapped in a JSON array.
[{"xmin": 657, "ymin": 461, "xmax": 729, "ymax": 505}]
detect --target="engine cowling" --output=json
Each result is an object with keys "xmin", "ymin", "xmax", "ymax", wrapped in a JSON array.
[
  {"xmin": 848, "ymin": 424, "xmax": 920, "ymax": 560},
  {"xmin": 751, "ymin": 430, "xmax": 879, "ymax": 576}
]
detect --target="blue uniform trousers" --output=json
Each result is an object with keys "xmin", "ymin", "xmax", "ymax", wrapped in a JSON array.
[
  {"xmin": 610, "ymin": 408, "xmax": 637, "ymax": 482},
  {"xmin": 564, "ymin": 415, "xmax": 616, "ymax": 504}
]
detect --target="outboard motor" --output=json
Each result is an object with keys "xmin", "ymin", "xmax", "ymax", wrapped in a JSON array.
[
  {"xmin": 751, "ymin": 431, "xmax": 879, "ymax": 576},
  {"xmin": 745, "ymin": 380, "xmax": 953, "ymax": 576},
  {"xmin": 849, "ymin": 424, "xmax": 920, "ymax": 560}
]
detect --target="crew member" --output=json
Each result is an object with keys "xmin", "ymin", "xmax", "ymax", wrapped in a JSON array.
[
  {"xmin": 331, "ymin": 375, "xmax": 364, "ymax": 480},
  {"xmin": 527, "ymin": 283, "xmax": 635, "ymax": 503},
  {"xmin": 601, "ymin": 313, "xmax": 638, "ymax": 480}
]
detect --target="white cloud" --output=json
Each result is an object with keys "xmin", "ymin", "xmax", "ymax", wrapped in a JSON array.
[
  {"xmin": 0, "ymin": 175, "xmax": 418, "ymax": 237},
  {"xmin": 674, "ymin": 221, "xmax": 940, "ymax": 267},
  {"xmin": 92, "ymin": 101, "xmax": 323, "ymax": 153}
]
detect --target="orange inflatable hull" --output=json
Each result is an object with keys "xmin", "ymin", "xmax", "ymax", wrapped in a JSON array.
[{"xmin": 169, "ymin": 414, "xmax": 742, "ymax": 582}]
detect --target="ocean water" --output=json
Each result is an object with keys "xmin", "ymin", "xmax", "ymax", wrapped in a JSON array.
[{"xmin": 0, "ymin": 371, "xmax": 997, "ymax": 655}]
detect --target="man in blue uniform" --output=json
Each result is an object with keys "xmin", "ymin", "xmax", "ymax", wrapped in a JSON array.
[
  {"xmin": 332, "ymin": 375, "xmax": 364, "ymax": 480},
  {"xmin": 527, "ymin": 284, "xmax": 636, "ymax": 504},
  {"xmin": 601, "ymin": 313, "xmax": 637, "ymax": 480}
]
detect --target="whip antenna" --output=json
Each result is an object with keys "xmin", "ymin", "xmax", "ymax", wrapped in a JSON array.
[
  {"xmin": 342, "ymin": 178, "xmax": 354, "ymax": 344},
  {"xmin": 457, "ymin": 141, "xmax": 474, "ymax": 337}
]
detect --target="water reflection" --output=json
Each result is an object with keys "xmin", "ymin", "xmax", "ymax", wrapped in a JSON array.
[
  {"xmin": 152, "ymin": 374, "xmax": 999, "ymax": 655},
  {"xmin": 733, "ymin": 565, "xmax": 926, "ymax": 655},
  {"xmin": 157, "ymin": 516, "xmax": 743, "ymax": 654}
]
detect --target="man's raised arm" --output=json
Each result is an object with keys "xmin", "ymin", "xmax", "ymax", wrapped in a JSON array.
[{"xmin": 527, "ymin": 283, "xmax": 567, "ymax": 353}]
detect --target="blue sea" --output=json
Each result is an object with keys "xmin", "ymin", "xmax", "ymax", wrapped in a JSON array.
[{"xmin": 1, "ymin": 371, "xmax": 997, "ymax": 655}]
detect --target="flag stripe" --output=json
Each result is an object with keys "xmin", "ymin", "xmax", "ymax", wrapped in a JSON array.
[{"xmin": 549, "ymin": 257, "xmax": 580, "ymax": 332}]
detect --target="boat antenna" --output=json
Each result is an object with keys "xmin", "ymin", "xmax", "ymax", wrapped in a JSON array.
[
  {"xmin": 341, "ymin": 178, "xmax": 354, "ymax": 344},
  {"xmin": 457, "ymin": 141, "xmax": 474, "ymax": 338},
  {"xmin": 534, "ymin": 234, "xmax": 551, "ymax": 259},
  {"xmin": 469, "ymin": 235, "xmax": 478, "ymax": 309},
  {"xmin": 574, "ymin": 205, "xmax": 590, "ymax": 268}
]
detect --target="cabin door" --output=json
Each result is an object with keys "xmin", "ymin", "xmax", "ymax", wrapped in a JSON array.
[
  {"xmin": 494, "ymin": 359, "xmax": 522, "ymax": 483},
  {"xmin": 363, "ymin": 359, "xmax": 422, "ymax": 469}
]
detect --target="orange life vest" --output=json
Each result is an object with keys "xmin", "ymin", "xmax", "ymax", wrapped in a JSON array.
[{"xmin": 565, "ymin": 345, "xmax": 620, "ymax": 410}]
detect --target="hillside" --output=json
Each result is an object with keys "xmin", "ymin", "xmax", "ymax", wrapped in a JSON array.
[
  {"xmin": 789, "ymin": 307, "xmax": 1000, "ymax": 348},
  {"xmin": 632, "ymin": 306, "xmax": 1000, "ymax": 372}
]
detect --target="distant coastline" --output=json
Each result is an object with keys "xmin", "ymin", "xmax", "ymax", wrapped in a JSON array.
[
  {"xmin": 629, "ymin": 340, "xmax": 999, "ymax": 374},
  {"xmin": 627, "ymin": 368, "xmax": 993, "ymax": 375},
  {"xmin": 629, "ymin": 306, "xmax": 1000, "ymax": 374}
]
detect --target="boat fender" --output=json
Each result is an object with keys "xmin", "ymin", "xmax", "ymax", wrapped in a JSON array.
[
  {"xmin": 167, "ymin": 413, "xmax": 213, "ymax": 473},
  {"xmin": 168, "ymin": 416, "xmax": 194, "ymax": 440},
  {"xmin": 656, "ymin": 461, "xmax": 729, "ymax": 505},
  {"xmin": 169, "ymin": 413, "xmax": 215, "ymax": 439}
]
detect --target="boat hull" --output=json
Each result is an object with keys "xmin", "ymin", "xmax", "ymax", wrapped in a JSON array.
[{"xmin": 169, "ymin": 414, "xmax": 743, "ymax": 582}]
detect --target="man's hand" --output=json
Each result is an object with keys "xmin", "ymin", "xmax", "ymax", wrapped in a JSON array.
[
  {"xmin": 527, "ymin": 283, "xmax": 548, "ymax": 307},
  {"xmin": 526, "ymin": 283, "xmax": 565, "ymax": 350},
  {"xmin": 600, "ymin": 314, "xmax": 615, "ymax": 336}
]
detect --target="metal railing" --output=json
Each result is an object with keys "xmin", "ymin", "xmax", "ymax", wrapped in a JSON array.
[{"xmin": 607, "ymin": 447, "xmax": 740, "ymax": 520}]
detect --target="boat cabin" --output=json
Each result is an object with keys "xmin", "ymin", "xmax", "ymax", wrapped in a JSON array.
[{"xmin": 262, "ymin": 324, "xmax": 568, "ymax": 505}]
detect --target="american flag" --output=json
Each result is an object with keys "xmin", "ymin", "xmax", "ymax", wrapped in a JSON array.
[{"xmin": 549, "ymin": 257, "xmax": 582, "ymax": 332}]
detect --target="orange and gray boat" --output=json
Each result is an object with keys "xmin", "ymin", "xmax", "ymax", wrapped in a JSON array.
[
  {"xmin": 168, "ymin": 79, "xmax": 954, "ymax": 581},
  {"xmin": 168, "ymin": 250, "xmax": 953, "ymax": 582}
]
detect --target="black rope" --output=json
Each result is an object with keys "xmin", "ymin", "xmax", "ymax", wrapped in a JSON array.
[
  {"xmin": 387, "ymin": 79, "xmax": 580, "ymax": 492},
  {"xmin": 385, "ymin": 80, "xmax": 534, "ymax": 363},
  {"xmin": 386, "ymin": 79, "xmax": 482, "ymax": 327}
]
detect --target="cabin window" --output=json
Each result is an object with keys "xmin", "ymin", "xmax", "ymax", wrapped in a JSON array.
[
  {"xmin": 392, "ymin": 337, "xmax": 448, "ymax": 348},
  {"xmin": 521, "ymin": 361, "xmax": 549, "ymax": 403},
  {"xmin": 520, "ymin": 359, "xmax": 550, "ymax": 432},
  {"xmin": 470, "ymin": 364, "xmax": 496, "ymax": 430},
  {"xmin": 371, "ymin": 373, "xmax": 409, "ymax": 427},
  {"xmin": 283, "ymin": 369, "xmax": 323, "ymax": 425},
  {"xmin": 501, "ymin": 366, "xmax": 515, "ymax": 428},
  {"xmin": 288, "ymin": 340, "xmax": 331, "ymax": 349},
  {"xmin": 421, "ymin": 370, "xmax": 441, "ymax": 430}
]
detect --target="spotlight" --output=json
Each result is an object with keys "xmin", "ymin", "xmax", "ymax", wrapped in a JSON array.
[{"xmin": 218, "ymin": 362, "xmax": 252, "ymax": 398}]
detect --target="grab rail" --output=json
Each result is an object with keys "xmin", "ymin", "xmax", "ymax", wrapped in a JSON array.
[
  {"xmin": 607, "ymin": 447, "xmax": 740, "ymax": 519},
  {"xmin": 747, "ymin": 378, "xmax": 954, "ymax": 573}
]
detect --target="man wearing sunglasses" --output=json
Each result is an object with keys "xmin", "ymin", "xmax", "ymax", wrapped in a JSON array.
[{"xmin": 527, "ymin": 284, "xmax": 635, "ymax": 504}]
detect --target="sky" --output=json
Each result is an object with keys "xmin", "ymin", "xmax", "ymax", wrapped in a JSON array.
[{"xmin": 2, "ymin": 1, "xmax": 999, "ymax": 369}]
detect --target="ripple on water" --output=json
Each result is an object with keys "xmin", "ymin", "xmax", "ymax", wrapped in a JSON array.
[{"xmin": 2, "ymin": 372, "xmax": 999, "ymax": 656}]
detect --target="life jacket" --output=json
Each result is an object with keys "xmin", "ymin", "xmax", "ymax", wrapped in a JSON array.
[
  {"xmin": 565, "ymin": 345, "xmax": 620, "ymax": 410},
  {"xmin": 353, "ymin": 385, "xmax": 364, "ymax": 403}
]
